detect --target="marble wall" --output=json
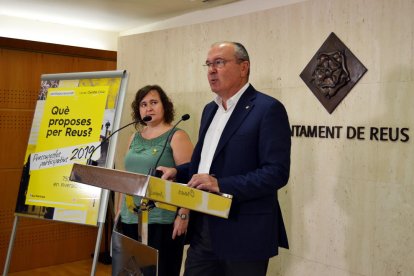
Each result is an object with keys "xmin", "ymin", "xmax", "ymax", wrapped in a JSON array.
[{"xmin": 116, "ymin": 0, "xmax": 414, "ymax": 275}]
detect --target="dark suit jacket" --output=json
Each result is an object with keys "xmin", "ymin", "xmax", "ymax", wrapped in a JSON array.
[{"xmin": 177, "ymin": 84, "xmax": 291, "ymax": 261}]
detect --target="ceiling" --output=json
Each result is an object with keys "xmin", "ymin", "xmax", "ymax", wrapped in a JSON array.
[{"xmin": 0, "ymin": 0, "xmax": 240, "ymax": 33}]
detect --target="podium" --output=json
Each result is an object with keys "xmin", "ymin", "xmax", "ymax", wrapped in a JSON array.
[
  {"xmin": 70, "ymin": 163, "xmax": 233, "ymax": 218},
  {"xmin": 69, "ymin": 163, "xmax": 232, "ymax": 275}
]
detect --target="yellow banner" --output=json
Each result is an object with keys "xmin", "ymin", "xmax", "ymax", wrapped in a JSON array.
[{"xmin": 25, "ymin": 86, "xmax": 108, "ymax": 225}]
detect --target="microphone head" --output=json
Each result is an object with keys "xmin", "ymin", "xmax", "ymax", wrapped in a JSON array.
[
  {"xmin": 142, "ymin": 115, "xmax": 152, "ymax": 122},
  {"xmin": 181, "ymin": 114, "xmax": 190, "ymax": 121}
]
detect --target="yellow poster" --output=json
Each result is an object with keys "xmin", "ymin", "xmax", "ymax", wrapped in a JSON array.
[
  {"xmin": 15, "ymin": 72, "xmax": 126, "ymax": 226},
  {"xmin": 24, "ymin": 86, "xmax": 108, "ymax": 225}
]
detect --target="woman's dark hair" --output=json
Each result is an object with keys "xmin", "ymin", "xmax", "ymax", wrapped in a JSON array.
[{"xmin": 131, "ymin": 85, "xmax": 175, "ymax": 128}]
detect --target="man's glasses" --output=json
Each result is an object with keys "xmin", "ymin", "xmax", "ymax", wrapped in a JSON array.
[{"xmin": 203, "ymin": 58, "xmax": 242, "ymax": 69}]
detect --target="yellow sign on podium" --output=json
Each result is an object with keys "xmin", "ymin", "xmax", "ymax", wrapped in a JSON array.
[
  {"xmin": 69, "ymin": 163, "xmax": 232, "ymax": 219},
  {"xmin": 146, "ymin": 176, "xmax": 232, "ymax": 218}
]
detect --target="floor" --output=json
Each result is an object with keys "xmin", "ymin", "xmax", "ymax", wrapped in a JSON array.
[{"xmin": 7, "ymin": 259, "xmax": 112, "ymax": 276}]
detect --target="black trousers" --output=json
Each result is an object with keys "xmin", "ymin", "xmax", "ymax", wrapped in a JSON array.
[
  {"xmin": 184, "ymin": 215, "xmax": 269, "ymax": 276},
  {"xmin": 121, "ymin": 222, "xmax": 185, "ymax": 276}
]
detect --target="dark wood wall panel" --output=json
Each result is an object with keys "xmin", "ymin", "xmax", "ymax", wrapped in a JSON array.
[
  {"xmin": 0, "ymin": 37, "xmax": 117, "ymax": 272},
  {"xmin": 0, "ymin": 170, "xmax": 21, "ymax": 227},
  {"xmin": 0, "ymin": 110, "xmax": 33, "ymax": 168},
  {"xmin": 0, "ymin": 88, "xmax": 38, "ymax": 109},
  {"xmin": 6, "ymin": 222, "xmax": 98, "ymax": 271}
]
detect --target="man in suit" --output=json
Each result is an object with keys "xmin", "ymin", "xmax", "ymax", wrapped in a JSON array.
[{"xmin": 159, "ymin": 41, "xmax": 291, "ymax": 276}]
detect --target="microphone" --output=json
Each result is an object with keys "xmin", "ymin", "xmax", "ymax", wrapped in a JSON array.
[
  {"xmin": 148, "ymin": 114, "xmax": 190, "ymax": 177},
  {"xmin": 86, "ymin": 115, "xmax": 152, "ymax": 166}
]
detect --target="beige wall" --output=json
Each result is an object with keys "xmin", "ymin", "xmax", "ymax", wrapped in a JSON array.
[{"xmin": 116, "ymin": 0, "xmax": 414, "ymax": 275}]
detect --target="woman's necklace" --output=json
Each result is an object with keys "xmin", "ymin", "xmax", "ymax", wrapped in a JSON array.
[{"xmin": 142, "ymin": 124, "xmax": 170, "ymax": 156}]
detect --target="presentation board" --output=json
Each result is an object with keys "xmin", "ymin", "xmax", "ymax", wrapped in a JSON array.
[{"xmin": 14, "ymin": 70, "xmax": 128, "ymax": 226}]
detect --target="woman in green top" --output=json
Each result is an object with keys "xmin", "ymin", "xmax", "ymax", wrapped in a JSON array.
[{"xmin": 118, "ymin": 84, "xmax": 193, "ymax": 276}]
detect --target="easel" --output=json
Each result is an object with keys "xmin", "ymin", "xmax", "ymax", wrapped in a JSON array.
[{"xmin": 2, "ymin": 70, "xmax": 129, "ymax": 276}]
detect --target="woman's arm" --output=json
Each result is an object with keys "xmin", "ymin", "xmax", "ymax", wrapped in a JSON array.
[
  {"xmin": 170, "ymin": 129, "xmax": 193, "ymax": 165},
  {"xmin": 170, "ymin": 129, "xmax": 193, "ymax": 239}
]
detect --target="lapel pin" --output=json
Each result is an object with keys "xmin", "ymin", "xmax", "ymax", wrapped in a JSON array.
[{"xmin": 245, "ymin": 105, "xmax": 250, "ymax": 109}]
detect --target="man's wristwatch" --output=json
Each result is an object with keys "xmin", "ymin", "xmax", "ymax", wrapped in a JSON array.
[{"xmin": 177, "ymin": 213, "xmax": 188, "ymax": 220}]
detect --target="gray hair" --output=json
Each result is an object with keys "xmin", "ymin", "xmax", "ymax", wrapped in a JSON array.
[
  {"xmin": 233, "ymin": 42, "xmax": 250, "ymax": 62},
  {"xmin": 211, "ymin": 41, "xmax": 250, "ymax": 76},
  {"xmin": 211, "ymin": 41, "xmax": 250, "ymax": 62}
]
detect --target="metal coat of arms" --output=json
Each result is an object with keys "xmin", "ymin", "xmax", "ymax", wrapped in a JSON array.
[{"xmin": 300, "ymin": 32, "xmax": 367, "ymax": 113}]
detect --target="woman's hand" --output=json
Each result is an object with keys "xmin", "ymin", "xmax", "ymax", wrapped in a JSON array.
[{"xmin": 172, "ymin": 208, "xmax": 189, "ymax": 239}]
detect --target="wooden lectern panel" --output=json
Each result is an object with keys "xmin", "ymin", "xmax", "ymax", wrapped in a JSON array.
[{"xmin": 70, "ymin": 163, "xmax": 149, "ymax": 196}]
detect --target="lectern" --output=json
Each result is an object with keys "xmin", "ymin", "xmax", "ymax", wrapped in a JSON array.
[{"xmin": 69, "ymin": 163, "xmax": 232, "ymax": 275}]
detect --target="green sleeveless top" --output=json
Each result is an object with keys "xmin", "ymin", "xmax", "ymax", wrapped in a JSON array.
[{"xmin": 120, "ymin": 129, "xmax": 179, "ymax": 224}]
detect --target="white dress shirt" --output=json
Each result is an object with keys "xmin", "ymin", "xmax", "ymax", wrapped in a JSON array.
[{"xmin": 198, "ymin": 83, "xmax": 249, "ymax": 173}]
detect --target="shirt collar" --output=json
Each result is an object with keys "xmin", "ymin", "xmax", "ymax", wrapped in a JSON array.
[{"xmin": 213, "ymin": 83, "xmax": 249, "ymax": 110}]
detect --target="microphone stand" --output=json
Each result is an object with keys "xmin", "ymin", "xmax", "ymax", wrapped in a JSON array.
[
  {"xmin": 148, "ymin": 114, "xmax": 190, "ymax": 177},
  {"xmin": 87, "ymin": 116, "xmax": 151, "ymax": 166},
  {"xmin": 144, "ymin": 114, "xmax": 190, "ymax": 213}
]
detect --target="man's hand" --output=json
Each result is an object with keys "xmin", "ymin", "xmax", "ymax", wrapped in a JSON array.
[
  {"xmin": 187, "ymin": 173, "xmax": 220, "ymax": 193},
  {"xmin": 157, "ymin": 166, "xmax": 177, "ymax": 181}
]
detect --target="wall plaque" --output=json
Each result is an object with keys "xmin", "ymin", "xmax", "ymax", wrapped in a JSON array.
[{"xmin": 300, "ymin": 32, "xmax": 367, "ymax": 113}]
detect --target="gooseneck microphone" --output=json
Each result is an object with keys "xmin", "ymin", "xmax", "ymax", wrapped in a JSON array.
[
  {"xmin": 148, "ymin": 114, "xmax": 190, "ymax": 177},
  {"xmin": 86, "ymin": 115, "xmax": 152, "ymax": 166}
]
